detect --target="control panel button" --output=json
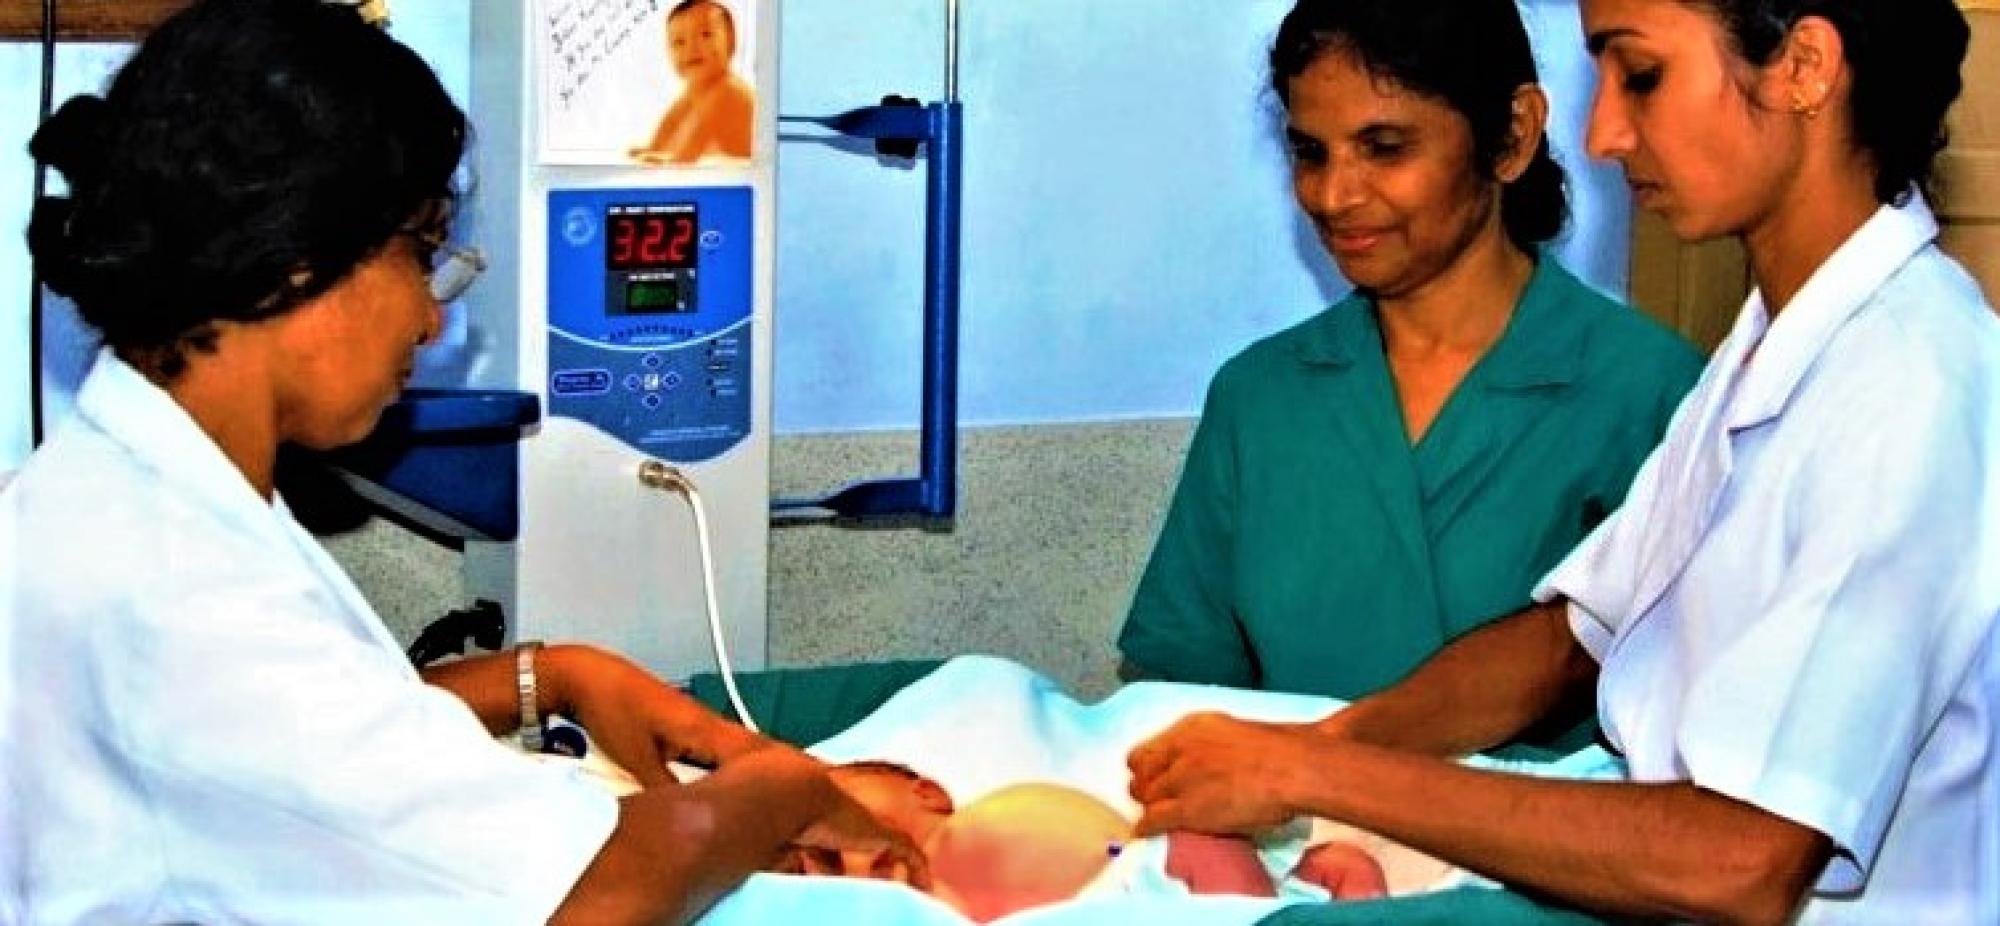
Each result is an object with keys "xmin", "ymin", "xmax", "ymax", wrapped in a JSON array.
[{"xmin": 552, "ymin": 369, "xmax": 612, "ymax": 396}]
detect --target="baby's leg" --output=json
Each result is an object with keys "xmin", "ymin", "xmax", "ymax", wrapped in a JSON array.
[
  {"xmin": 1163, "ymin": 831, "xmax": 1278, "ymax": 897},
  {"xmin": 1292, "ymin": 841, "xmax": 1388, "ymax": 901}
]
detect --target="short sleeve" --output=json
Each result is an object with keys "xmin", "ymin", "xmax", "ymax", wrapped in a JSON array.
[
  {"xmin": 1118, "ymin": 373, "xmax": 1256, "ymax": 687},
  {"xmin": 108, "ymin": 571, "xmax": 618, "ymax": 925},
  {"xmin": 1669, "ymin": 367, "xmax": 2000, "ymax": 891}
]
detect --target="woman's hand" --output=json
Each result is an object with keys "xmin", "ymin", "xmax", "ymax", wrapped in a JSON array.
[
  {"xmin": 1127, "ymin": 712, "xmax": 1334, "ymax": 838},
  {"xmin": 782, "ymin": 772, "xmax": 934, "ymax": 890},
  {"xmin": 541, "ymin": 644, "xmax": 769, "ymax": 787}
]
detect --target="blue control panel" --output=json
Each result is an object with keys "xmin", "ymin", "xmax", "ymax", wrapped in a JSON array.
[{"xmin": 546, "ymin": 186, "xmax": 753, "ymax": 461}]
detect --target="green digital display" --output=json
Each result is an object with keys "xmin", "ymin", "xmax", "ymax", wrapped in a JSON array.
[{"xmin": 621, "ymin": 278, "xmax": 687, "ymax": 315}]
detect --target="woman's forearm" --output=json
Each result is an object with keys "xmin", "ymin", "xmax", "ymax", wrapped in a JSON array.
[
  {"xmin": 1321, "ymin": 600, "xmax": 1595, "ymax": 756},
  {"xmin": 423, "ymin": 644, "xmax": 764, "ymax": 765},
  {"xmin": 553, "ymin": 748, "xmax": 835, "ymax": 926},
  {"xmin": 421, "ymin": 647, "xmax": 531, "ymax": 735},
  {"xmin": 1289, "ymin": 741, "xmax": 1830, "ymax": 925}
]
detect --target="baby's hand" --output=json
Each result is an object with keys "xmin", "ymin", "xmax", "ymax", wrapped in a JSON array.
[
  {"xmin": 1292, "ymin": 840, "xmax": 1387, "ymax": 901},
  {"xmin": 1163, "ymin": 831, "xmax": 1276, "ymax": 897}
]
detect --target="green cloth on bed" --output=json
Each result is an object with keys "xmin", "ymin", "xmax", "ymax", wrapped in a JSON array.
[
  {"xmin": 686, "ymin": 659, "xmax": 946, "ymax": 747},
  {"xmin": 1258, "ymin": 887, "xmax": 1605, "ymax": 925}
]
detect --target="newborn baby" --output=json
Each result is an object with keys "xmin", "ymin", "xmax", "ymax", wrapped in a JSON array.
[{"xmin": 810, "ymin": 761, "xmax": 1408, "ymax": 922}]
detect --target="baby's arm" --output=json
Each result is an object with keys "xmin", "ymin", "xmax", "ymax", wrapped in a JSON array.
[
  {"xmin": 1292, "ymin": 841, "xmax": 1388, "ymax": 901},
  {"xmin": 631, "ymin": 96, "xmax": 694, "ymax": 161},
  {"xmin": 1163, "ymin": 831, "xmax": 1276, "ymax": 897}
]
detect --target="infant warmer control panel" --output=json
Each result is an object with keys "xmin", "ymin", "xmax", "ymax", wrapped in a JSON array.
[{"xmin": 546, "ymin": 186, "xmax": 753, "ymax": 461}]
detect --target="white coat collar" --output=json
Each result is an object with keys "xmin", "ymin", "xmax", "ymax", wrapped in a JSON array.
[
  {"xmin": 74, "ymin": 348, "xmax": 294, "ymax": 537},
  {"xmin": 1714, "ymin": 193, "xmax": 1939, "ymax": 431},
  {"xmin": 74, "ymin": 348, "xmax": 415, "ymax": 671},
  {"xmin": 1600, "ymin": 194, "xmax": 1938, "ymax": 649}
]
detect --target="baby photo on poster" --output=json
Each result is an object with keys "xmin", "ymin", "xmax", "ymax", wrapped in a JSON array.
[{"xmin": 537, "ymin": 0, "xmax": 759, "ymax": 166}]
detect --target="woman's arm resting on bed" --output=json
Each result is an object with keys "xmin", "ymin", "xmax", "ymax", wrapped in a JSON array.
[
  {"xmin": 1129, "ymin": 601, "xmax": 1828, "ymax": 923},
  {"xmin": 1135, "ymin": 730, "xmax": 1828, "ymax": 925},
  {"xmin": 1319, "ymin": 600, "xmax": 1596, "ymax": 757},
  {"xmin": 555, "ymin": 747, "xmax": 930, "ymax": 926},
  {"xmin": 1301, "ymin": 745, "xmax": 1830, "ymax": 926}
]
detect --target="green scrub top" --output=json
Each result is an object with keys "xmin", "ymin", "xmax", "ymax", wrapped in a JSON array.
[{"xmin": 1118, "ymin": 257, "xmax": 1702, "ymax": 753}]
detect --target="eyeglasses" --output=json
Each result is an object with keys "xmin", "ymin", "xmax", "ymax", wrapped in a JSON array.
[
  {"xmin": 402, "ymin": 226, "xmax": 486, "ymax": 303},
  {"xmin": 427, "ymin": 241, "xmax": 486, "ymax": 303}
]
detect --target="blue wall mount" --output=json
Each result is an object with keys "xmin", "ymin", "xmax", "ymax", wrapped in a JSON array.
[{"xmin": 772, "ymin": 99, "xmax": 963, "ymax": 523}]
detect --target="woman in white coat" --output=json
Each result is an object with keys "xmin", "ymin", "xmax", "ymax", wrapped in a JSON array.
[
  {"xmin": 1127, "ymin": 0, "xmax": 1995, "ymax": 922},
  {"xmin": 0, "ymin": 2, "xmax": 922, "ymax": 924}
]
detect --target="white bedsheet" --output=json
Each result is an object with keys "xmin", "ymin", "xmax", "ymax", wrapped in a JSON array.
[
  {"xmin": 691, "ymin": 655, "xmax": 1627, "ymax": 924},
  {"xmin": 699, "ymin": 655, "xmax": 1509, "ymax": 925}
]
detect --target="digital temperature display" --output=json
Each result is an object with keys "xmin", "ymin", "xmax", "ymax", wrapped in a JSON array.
[
  {"xmin": 619, "ymin": 278, "xmax": 687, "ymax": 315},
  {"xmin": 606, "ymin": 204, "xmax": 697, "ymax": 271}
]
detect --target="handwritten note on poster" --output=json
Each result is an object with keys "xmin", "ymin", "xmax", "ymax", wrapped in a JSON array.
[
  {"xmin": 542, "ymin": 0, "xmax": 657, "ymax": 111},
  {"xmin": 536, "ymin": 0, "xmax": 760, "ymax": 166}
]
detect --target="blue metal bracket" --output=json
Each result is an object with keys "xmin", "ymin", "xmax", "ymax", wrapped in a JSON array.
[
  {"xmin": 331, "ymin": 388, "xmax": 541, "ymax": 542},
  {"xmin": 772, "ymin": 100, "xmax": 963, "ymax": 523}
]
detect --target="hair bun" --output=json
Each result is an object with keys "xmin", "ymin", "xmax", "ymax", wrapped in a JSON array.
[{"xmin": 29, "ymin": 95, "xmax": 111, "ymax": 187}]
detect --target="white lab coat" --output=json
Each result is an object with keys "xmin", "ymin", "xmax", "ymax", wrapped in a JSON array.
[
  {"xmin": 1538, "ymin": 196, "xmax": 2000, "ymax": 924},
  {"xmin": 0, "ymin": 352, "xmax": 618, "ymax": 925}
]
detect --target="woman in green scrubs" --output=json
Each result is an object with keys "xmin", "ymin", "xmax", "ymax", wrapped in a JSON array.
[{"xmin": 1117, "ymin": 0, "xmax": 1701, "ymax": 754}]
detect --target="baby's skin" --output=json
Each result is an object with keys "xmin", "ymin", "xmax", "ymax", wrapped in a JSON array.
[
  {"xmin": 823, "ymin": 763, "xmax": 1390, "ymax": 921},
  {"xmin": 926, "ymin": 782, "xmax": 1132, "ymax": 922},
  {"xmin": 1165, "ymin": 830, "xmax": 1387, "ymax": 900}
]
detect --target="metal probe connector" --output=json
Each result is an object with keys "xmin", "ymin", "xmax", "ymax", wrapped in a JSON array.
[{"xmin": 637, "ymin": 460, "xmax": 691, "ymax": 493}]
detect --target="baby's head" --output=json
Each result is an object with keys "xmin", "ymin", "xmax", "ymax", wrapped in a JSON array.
[
  {"xmin": 665, "ymin": 0, "xmax": 736, "ymax": 84},
  {"xmin": 829, "ymin": 761, "xmax": 956, "ymax": 846}
]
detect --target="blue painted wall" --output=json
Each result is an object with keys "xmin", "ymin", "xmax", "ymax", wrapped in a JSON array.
[
  {"xmin": 0, "ymin": 0, "xmax": 1624, "ymax": 469},
  {"xmin": 0, "ymin": 44, "xmax": 127, "ymax": 472},
  {"xmin": 773, "ymin": 0, "xmax": 1630, "ymax": 432}
]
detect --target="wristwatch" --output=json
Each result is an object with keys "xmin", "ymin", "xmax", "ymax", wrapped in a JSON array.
[{"xmin": 516, "ymin": 641, "xmax": 544, "ymax": 752}]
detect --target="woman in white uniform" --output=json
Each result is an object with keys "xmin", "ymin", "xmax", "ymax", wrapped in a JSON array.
[
  {"xmin": 1127, "ymin": 0, "xmax": 1994, "ymax": 922},
  {"xmin": 0, "ymin": 2, "xmax": 922, "ymax": 924}
]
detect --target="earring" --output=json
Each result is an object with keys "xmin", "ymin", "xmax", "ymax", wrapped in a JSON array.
[{"xmin": 1792, "ymin": 81, "xmax": 1829, "ymax": 120}]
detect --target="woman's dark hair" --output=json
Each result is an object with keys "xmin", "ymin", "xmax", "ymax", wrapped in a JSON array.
[
  {"xmin": 27, "ymin": 0, "xmax": 468, "ymax": 379},
  {"xmin": 1685, "ymin": 0, "xmax": 1967, "ymax": 206},
  {"xmin": 1270, "ymin": 0, "xmax": 1568, "ymax": 250}
]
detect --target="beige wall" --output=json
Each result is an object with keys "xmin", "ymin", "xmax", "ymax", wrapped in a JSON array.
[
  {"xmin": 1941, "ymin": 2, "xmax": 1999, "ymax": 305},
  {"xmin": 1628, "ymin": 212, "xmax": 1747, "ymax": 354}
]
